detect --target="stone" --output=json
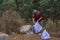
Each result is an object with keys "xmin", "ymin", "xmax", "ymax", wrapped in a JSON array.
[{"xmin": 0, "ymin": 32, "xmax": 9, "ymax": 40}]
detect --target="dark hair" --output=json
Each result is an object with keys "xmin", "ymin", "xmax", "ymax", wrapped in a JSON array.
[{"xmin": 33, "ymin": 12, "xmax": 37, "ymax": 16}]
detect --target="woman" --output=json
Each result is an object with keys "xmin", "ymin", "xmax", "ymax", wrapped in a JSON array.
[
  {"xmin": 32, "ymin": 10, "xmax": 44, "ymax": 24},
  {"xmin": 32, "ymin": 10, "xmax": 44, "ymax": 33}
]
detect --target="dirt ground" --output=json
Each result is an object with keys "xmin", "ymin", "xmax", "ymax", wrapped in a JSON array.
[{"xmin": 9, "ymin": 34, "xmax": 60, "ymax": 40}]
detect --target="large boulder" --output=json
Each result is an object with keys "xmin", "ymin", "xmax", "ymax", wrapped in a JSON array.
[{"xmin": 19, "ymin": 25, "xmax": 33, "ymax": 34}]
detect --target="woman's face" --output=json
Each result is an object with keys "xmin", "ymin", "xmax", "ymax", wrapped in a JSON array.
[{"xmin": 37, "ymin": 11, "xmax": 40, "ymax": 14}]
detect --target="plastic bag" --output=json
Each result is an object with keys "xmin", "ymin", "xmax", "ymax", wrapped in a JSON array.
[
  {"xmin": 33, "ymin": 21, "xmax": 43, "ymax": 33},
  {"xmin": 41, "ymin": 29, "xmax": 51, "ymax": 39}
]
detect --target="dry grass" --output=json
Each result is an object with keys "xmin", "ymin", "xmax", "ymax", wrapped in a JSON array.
[
  {"xmin": 0, "ymin": 9, "xmax": 26, "ymax": 34},
  {"xmin": 8, "ymin": 18, "xmax": 60, "ymax": 40},
  {"xmin": 9, "ymin": 34, "xmax": 40, "ymax": 40},
  {"xmin": 9, "ymin": 34, "xmax": 60, "ymax": 40},
  {"xmin": 0, "ymin": 9, "xmax": 60, "ymax": 40},
  {"xmin": 45, "ymin": 18, "xmax": 60, "ymax": 38}
]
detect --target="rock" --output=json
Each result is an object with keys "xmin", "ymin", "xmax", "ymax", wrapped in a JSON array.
[
  {"xmin": 0, "ymin": 32, "xmax": 9, "ymax": 40},
  {"xmin": 12, "ymin": 32, "xmax": 16, "ymax": 35},
  {"xmin": 19, "ymin": 25, "xmax": 32, "ymax": 33},
  {"xmin": 26, "ymin": 31, "xmax": 34, "ymax": 35}
]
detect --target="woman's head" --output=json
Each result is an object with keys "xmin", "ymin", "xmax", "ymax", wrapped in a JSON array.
[
  {"xmin": 32, "ymin": 10, "xmax": 38, "ymax": 15},
  {"xmin": 32, "ymin": 10, "xmax": 41, "ymax": 15}
]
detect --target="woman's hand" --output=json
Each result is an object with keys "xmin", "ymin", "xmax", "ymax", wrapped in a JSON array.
[{"xmin": 38, "ymin": 17, "xmax": 42, "ymax": 22}]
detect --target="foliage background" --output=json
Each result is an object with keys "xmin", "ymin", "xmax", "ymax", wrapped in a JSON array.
[{"xmin": 0, "ymin": 0, "xmax": 60, "ymax": 37}]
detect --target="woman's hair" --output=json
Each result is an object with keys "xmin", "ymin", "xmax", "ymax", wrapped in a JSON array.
[
  {"xmin": 32, "ymin": 10, "xmax": 38, "ymax": 15},
  {"xmin": 33, "ymin": 12, "xmax": 37, "ymax": 16}
]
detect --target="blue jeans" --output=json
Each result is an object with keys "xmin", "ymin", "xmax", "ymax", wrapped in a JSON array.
[{"xmin": 32, "ymin": 27, "xmax": 35, "ymax": 33}]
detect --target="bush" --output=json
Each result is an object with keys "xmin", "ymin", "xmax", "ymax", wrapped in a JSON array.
[
  {"xmin": 45, "ymin": 18, "xmax": 60, "ymax": 37},
  {"xmin": 0, "ymin": 9, "xmax": 26, "ymax": 34}
]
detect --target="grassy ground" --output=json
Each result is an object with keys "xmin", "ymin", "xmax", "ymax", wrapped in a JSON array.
[{"xmin": 9, "ymin": 34, "xmax": 60, "ymax": 40}]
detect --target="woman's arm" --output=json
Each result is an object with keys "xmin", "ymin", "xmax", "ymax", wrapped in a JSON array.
[
  {"xmin": 38, "ymin": 17, "xmax": 42, "ymax": 21},
  {"xmin": 38, "ymin": 13, "xmax": 43, "ymax": 21},
  {"xmin": 32, "ymin": 18, "xmax": 35, "ymax": 24},
  {"xmin": 32, "ymin": 15, "xmax": 35, "ymax": 24}
]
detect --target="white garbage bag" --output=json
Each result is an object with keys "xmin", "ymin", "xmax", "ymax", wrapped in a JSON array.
[
  {"xmin": 41, "ymin": 29, "xmax": 51, "ymax": 39},
  {"xmin": 33, "ymin": 21, "xmax": 43, "ymax": 33}
]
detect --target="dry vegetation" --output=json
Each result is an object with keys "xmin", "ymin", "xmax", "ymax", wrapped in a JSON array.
[
  {"xmin": 0, "ymin": 9, "xmax": 26, "ymax": 34},
  {"xmin": 9, "ymin": 34, "xmax": 60, "ymax": 40},
  {"xmin": 0, "ymin": 9, "xmax": 60, "ymax": 40},
  {"xmin": 45, "ymin": 18, "xmax": 60, "ymax": 37}
]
